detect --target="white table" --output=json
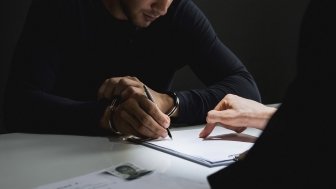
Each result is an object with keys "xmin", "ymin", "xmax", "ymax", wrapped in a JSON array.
[{"xmin": 0, "ymin": 125, "xmax": 261, "ymax": 189}]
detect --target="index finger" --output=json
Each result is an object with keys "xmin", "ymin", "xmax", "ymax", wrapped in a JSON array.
[{"xmin": 199, "ymin": 122, "xmax": 216, "ymax": 138}]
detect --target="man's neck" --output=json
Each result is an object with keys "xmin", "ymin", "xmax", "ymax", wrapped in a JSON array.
[{"xmin": 102, "ymin": 0, "xmax": 127, "ymax": 20}]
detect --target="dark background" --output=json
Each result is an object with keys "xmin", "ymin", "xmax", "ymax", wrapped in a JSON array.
[{"xmin": 0, "ymin": 0, "xmax": 311, "ymax": 133}]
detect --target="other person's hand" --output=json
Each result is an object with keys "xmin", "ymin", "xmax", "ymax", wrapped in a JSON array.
[{"xmin": 199, "ymin": 94, "xmax": 277, "ymax": 138}]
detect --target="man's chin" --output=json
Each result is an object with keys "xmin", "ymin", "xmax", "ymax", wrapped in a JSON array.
[
  {"xmin": 131, "ymin": 17, "xmax": 153, "ymax": 28},
  {"xmin": 134, "ymin": 21, "xmax": 151, "ymax": 28}
]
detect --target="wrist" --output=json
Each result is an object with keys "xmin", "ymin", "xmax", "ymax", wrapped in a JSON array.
[
  {"xmin": 165, "ymin": 91, "xmax": 179, "ymax": 117},
  {"xmin": 256, "ymin": 106, "xmax": 277, "ymax": 130},
  {"xmin": 108, "ymin": 97, "xmax": 122, "ymax": 135}
]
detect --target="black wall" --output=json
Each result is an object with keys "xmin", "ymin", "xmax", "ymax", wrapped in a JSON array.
[
  {"xmin": 0, "ymin": 0, "xmax": 310, "ymax": 133},
  {"xmin": 0, "ymin": 0, "xmax": 32, "ymax": 133},
  {"xmin": 174, "ymin": 0, "xmax": 311, "ymax": 104}
]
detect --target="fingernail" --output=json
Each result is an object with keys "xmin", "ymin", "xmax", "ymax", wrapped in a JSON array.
[
  {"xmin": 165, "ymin": 122, "xmax": 170, "ymax": 128},
  {"xmin": 164, "ymin": 118, "xmax": 170, "ymax": 128}
]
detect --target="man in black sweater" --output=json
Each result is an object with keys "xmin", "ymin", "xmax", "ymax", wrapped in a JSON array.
[
  {"xmin": 4, "ymin": 0, "xmax": 260, "ymax": 137},
  {"xmin": 207, "ymin": 0, "xmax": 335, "ymax": 187}
]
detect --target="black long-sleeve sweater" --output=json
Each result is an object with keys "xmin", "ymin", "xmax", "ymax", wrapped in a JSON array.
[{"xmin": 4, "ymin": 0, "xmax": 260, "ymax": 135}]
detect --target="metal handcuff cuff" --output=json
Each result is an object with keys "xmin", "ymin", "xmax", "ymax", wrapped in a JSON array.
[
  {"xmin": 108, "ymin": 97, "xmax": 122, "ymax": 135},
  {"xmin": 165, "ymin": 91, "xmax": 179, "ymax": 117}
]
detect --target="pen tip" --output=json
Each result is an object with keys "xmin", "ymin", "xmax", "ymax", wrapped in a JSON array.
[{"xmin": 167, "ymin": 130, "xmax": 173, "ymax": 140}]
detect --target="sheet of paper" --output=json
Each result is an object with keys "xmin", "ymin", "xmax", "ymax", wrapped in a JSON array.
[
  {"xmin": 35, "ymin": 163, "xmax": 209, "ymax": 189},
  {"xmin": 130, "ymin": 126, "xmax": 260, "ymax": 166}
]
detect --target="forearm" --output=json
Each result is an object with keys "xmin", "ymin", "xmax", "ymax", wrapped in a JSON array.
[
  {"xmin": 174, "ymin": 75, "xmax": 261, "ymax": 125},
  {"xmin": 4, "ymin": 89, "xmax": 108, "ymax": 135}
]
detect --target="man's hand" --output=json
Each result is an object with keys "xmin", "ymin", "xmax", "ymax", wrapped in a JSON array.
[{"xmin": 98, "ymin": 76, "xmax": 173, "ymax": 138}]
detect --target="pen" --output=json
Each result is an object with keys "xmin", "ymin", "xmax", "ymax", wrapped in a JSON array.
[{"xmin": 143, "ymin": 85, "xmax": 173, "ymax": 139}]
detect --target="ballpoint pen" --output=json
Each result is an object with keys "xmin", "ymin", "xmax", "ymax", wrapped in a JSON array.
[{"xmin": 143, "ymin": 85, "xmax": 173, "ymax": 139}]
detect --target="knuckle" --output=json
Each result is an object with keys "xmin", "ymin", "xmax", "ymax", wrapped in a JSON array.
[
  {"xmin": 119, "ymin": 78, "xmax": 128, "ymax": 85},
  {"xmin": 146, "ymin": 105, "xmax": 157, "ymax": 115},
  {"xmin": 206, "ymin": 116, "xmax": 211, "ymax": 123},
  {"xmin": 127, "ymin": 76, "xmax": 138, "ymax": 81},
  {"xmin": 106, "ymin": 78, "xmax": 115, "ymax": 85},
  {"xmin": 226, "ymin": 94, "xmax": 234, "ymax": 100},
  {"xmin": 125, "ymin": 87, "xmax": 139, "ymax": 97},
  {"xmin": 139, "ymin": 116, "xmax": 151, "ymax": 126}
]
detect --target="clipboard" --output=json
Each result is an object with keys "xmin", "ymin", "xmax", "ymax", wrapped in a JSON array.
[{"xmin": 127, "ymin": 126, "xmax": 259, "ymax": 168}]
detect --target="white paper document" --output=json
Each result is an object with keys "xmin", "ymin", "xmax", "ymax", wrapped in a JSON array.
[
  {"xmin": 128, "ymin": 126, "xmax": 260, "ymax": 167},
  {"xmin": 35, "ymin": 163, "xmax": 209, "ymax": 189}
]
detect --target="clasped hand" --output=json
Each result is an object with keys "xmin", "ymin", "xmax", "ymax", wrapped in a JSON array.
[{"xmin": 98, "ymin": 76, "xmax": 172, "ymax": 139}]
